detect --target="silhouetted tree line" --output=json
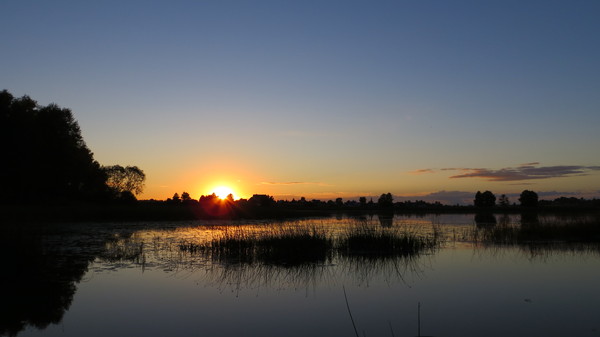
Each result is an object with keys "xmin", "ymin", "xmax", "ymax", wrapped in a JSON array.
[
  {"xmin": 151, "ymin": 189, "xmax": 599, "ymax": 219},
  {"xmin": 473, "ymin": 190, "xmax": 600, "ymax": 209},
  {"xmin": 0, "ymin": 90, "xmax": 144, "ymax": 204}
]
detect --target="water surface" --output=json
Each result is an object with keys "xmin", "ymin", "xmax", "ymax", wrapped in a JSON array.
[{"xmin": 3, "ymin": 214, "xmax": 600, "ymax": 337}]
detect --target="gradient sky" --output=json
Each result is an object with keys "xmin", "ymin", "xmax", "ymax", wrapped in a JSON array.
[{"xmin": 2, "ymin": 1, "xmax": 600, "ymax": 203}]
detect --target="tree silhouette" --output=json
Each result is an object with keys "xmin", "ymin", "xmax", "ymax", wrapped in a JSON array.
[
  {"xmin": 474, "ymin": 191, "xmax": 496, "ymax": 207},
  {"xmin": 103, "ymin": 165, "xmax": 146, "ymax": 198},
  {"xmin": 519, "ymin": 190, "xmax": 539, "ymax": 207},
  {"xmin": 498, "ymin": 194, "xmax": 510, "ymax": 207},
  {"xmin": 0, "ymin": 90, "xmax": 107, "ymax": 202},
  {"xmin": 377, "ymin": 193, "xmax": 394, "ymax": 208},
  {"xmin": 249, "ymin": 194, "xmax": 275, "ymax": 208}
]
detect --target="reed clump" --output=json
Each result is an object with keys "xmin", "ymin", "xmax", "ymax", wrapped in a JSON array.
[
  {"xmin": 337, "ymin": 224, "xmax": 439, "ymax": 260},
  {"xmin": 99, "ymin": 234, "xmax": 145, "ymax": 263},
  {"xmin": 179, "ymin": 221, "xmax": 442, "ymax": 266},
  {"xmin": 179, "ymin": 225, "xmax": 334, "ymax": 266}
]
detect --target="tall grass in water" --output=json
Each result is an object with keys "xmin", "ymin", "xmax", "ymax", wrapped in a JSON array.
[
  {"xmin": 99, "ymin": 233, "xmax": 145, "ymax": 264},
  {"xmin": 179, "ymin": 220, "xmax": 442, "ymax": 266},
  {"xmin": 337, "ymin": 222, "xmax": 440, "ymax": 260},
  {"xmin": 179, "ymin": 224, "xmax": 334, "ymax": 266}
]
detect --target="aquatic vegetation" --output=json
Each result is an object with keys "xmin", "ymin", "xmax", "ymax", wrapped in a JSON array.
[
  {"xmin": 336, "ymin": 223, "xmax": 440, "ymax": 260},
  {"xmin": 178, "ymin": 220, "xmax": 442, "ymax": 268},
  {"xmin": 180, "ymin": 224, "xmax": 334, "ymax": 266},
  {"xmin": 98, "ymin": 233, "xmax": 145, "ymax": 264}
]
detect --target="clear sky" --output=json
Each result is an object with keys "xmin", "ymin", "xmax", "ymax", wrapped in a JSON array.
[{"xmin": 2, "ymin": 1, "xmax": 600, "ymax": 203}]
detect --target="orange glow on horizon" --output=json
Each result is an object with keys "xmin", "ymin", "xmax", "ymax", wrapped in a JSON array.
[{"xmin": 210, "ymin": 186, "xmax": 238, "ymax": 200}]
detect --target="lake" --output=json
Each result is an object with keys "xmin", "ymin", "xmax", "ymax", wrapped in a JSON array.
[{"xmin": 3, "ymin": 213, "xmax": 600, "ymax": 337}]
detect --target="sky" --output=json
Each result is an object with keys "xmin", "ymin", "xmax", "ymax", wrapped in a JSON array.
[{"xmin": 2, "ymin": 1, "xmax": 600, "ymax": 204}]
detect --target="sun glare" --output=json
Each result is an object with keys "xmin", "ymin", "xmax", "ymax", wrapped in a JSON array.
[{"xmin": 212, "ymin": 186, "xmax": 236, "ymax": 200}]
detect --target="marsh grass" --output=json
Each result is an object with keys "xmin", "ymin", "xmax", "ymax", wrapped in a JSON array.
[
  {"xmin": 337, "ymin": 224, "xmax": 440, "ymax": 260},
  {"xmin": 180, "ymin": 225, "xmax": 334, "ymax": 266},
  {"xmin": 99, "ymin": 234, "xmax": 145, "ymax": 264},
  {"xmin": 178, "ymin": 220, "xmax": 442, "ymax": 268}
]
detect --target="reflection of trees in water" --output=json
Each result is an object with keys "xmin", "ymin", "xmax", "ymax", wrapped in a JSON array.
[
  {"xmin": 0, "ymin": 226, "xmax": 102, "ymax": 336},
  {"xmin": 469, "ymin": 214, "xmax": 600, "ymax": 260},
  {"xmin": 474, "ymin": 213, "xmax": 497, "ymax": 228},
  {"xmin": 0, "ymin": 225, "xmax": 144, "ymax": 337}
]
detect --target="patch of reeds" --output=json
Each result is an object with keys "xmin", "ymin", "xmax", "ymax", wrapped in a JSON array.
[
  {"xmin": 337, "ymin": 224, "xmax": 440, "ymax": 261},
  {"xmin": 99, "ymin": 234, "xmax": 145, "ymax": 263},
  {"xmin": 180, "ymin": 225, "xmax": 334, "ymax": 266},
  {"xmin": 179, "ymin": 221, "xmax": 442, "ymax": 267}
]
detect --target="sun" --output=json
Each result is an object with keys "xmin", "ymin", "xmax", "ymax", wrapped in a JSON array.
[{"xmin": 211, "ymin": 186, "xmax": 236, "ymax": 200}]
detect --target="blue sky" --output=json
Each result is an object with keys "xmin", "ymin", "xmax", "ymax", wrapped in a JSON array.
[{"xmin": 2, "ymin": 1, "xmax": 600, "ymax": 202}]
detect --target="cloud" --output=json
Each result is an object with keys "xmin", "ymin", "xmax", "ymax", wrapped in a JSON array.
[
  {"xmin": 446, "ymin": 164, "xmax": 600, "ymax": 181},
  {"xmin": 394, "ymin": 191, "xmax": 475, "ymax": 205},
  {"xmin": 260, "ymin": 181, "xmax": 332, "ymax": 186},
  {"xmin": 408, "ymin": 169, "xmax": 435, "ymax": 175},
  {"xmin": 519, "ymin": 162, "xmax": 540, "ymax": 167}
]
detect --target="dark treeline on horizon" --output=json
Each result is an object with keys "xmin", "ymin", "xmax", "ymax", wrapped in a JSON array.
[
  {"xmin": 2, "ymin": 89, "xmax": 598, "ymax": 222},
  {"xmin": 145, "ymin": 189, "xmax": 600, "ymax": 219}
]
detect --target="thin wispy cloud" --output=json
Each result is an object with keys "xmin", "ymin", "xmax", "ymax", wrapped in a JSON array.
[
  {"xmin": 260, "ymin": 181, "xmax": 332, "ymax": 186},
  {"xmin": 519, "ymin": 162, "xmax": 540, "ymax": 167},
  {"xmin": 448, "ymin": 164, "xmax": 600, "ymax": 181},
  {"xmin": 408, "ymin": 169, "xmax": 435, "ymax": 175},
  {"xmin": 409, "ymin": 163, "xmax": 600, "ymax": 182}
]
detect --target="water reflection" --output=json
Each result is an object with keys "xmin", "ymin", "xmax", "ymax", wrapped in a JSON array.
[
  {"xmin": 470, "ymin": 213, "xmax": 600, "ymax": 260},
  {"xmin": 2, "ymin": 214, "xmax": 600, "ymax": 336},
  {"xmin": 0, "ymin": 226, "xmax": 101, "ymax": 336}
]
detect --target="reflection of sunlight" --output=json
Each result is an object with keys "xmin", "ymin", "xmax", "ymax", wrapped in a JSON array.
[{"xmin": 211, "ymin": 186, "xmax": 236, "ymax": 200}]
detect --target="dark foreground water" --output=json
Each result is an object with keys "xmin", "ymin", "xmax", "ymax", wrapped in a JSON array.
[{"xmin": 3, "ymin": 214, "xmax": 600, "ymax": 337}]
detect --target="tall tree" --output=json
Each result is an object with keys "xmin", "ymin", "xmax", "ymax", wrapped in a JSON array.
[
  {"xmin": 474, "ymin": 191, "xmax": 496, "ymax": 207},
  {"xmin": 103, "ymin": 165, "xmax": 146, "ymax": 197},
  {"xmin": 0, "ymin": 90, "xmax": 107, "ymax": 202},
  {"xmin": 377, "ymin": 193, "xmax": 394, "ymax": 208},
  {"xmin": 519, "ymin": 190, "xmax": 539, "ymax": 207},
  {"xmin": 498, "ymin": 194, "xmax": 510, "ymax": 207}
]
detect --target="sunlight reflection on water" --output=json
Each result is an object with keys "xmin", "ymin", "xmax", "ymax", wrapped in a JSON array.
[{"xmin": 6, "ymin": 214, "xmax": 600, "ymax": 337}]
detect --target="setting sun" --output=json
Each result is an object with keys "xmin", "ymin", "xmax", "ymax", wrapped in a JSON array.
[{"xmin": 211, "ymin": 186, "xmax": 236, "ymax": 200}]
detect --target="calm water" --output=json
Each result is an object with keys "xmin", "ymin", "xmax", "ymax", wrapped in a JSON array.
[{"xmin": 3, "ymin": 214, "xmax": 600, "ymax": 337}]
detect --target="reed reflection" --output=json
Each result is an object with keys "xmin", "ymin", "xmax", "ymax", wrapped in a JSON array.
[{"xmin": 174, "ymin": 220, "xmax": 440, "ymax": 292}]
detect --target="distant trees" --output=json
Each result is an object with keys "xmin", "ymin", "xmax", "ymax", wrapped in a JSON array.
[
  {"xmin": 378, "ymin": 193, "xmax": 394, "ymax": 208},
  {"xmin": 474, "ymin": 191, "xmax": 496, "ymax": 207},
  {"xmin": 519, "ymin": 190, "xmax": 539, "ymax": 207},
  {"xmin": 249, "ymin": 194, "xmax": 275, "ymax": 208},
  {"xmin": 103, "ymin": 165, "xmax": 146, "ymax": 199},
  {"xmin": 498, "ymin": 194, "xmax": 510, "ymax": 207}
]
